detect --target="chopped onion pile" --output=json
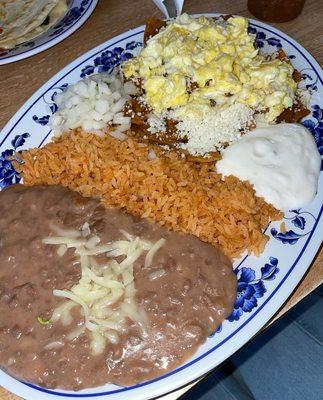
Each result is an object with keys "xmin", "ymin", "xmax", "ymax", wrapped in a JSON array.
[
  {"xmin": 43, "ymin": 224, "xmax": 165, "ymax": 355},
  {"xmin": 48, "ymin": 71, "xmax": 137, "ymax": 138}
]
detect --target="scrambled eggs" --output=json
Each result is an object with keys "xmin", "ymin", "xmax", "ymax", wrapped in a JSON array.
[{"xmin": 122, "ymin": 14, "xmax": 297, "ymax": 122}]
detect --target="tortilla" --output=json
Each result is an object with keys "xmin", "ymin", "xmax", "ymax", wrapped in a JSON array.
[{"xmin": 0, "ymin": 0, "xmax": 68, "ymax": 49}]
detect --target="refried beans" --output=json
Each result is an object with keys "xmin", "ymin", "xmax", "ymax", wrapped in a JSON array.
[{"xmin": 0, "ymin": 185, "xmax": 237, "ymax": 390}]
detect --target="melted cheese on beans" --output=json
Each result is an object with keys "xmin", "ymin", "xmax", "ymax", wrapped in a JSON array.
[{"xmin": 44, "ymin": 225, "xmax": 165, "ymax": 355}]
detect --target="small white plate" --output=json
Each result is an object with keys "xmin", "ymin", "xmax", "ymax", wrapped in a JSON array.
[
  {"xmin": 0, "ymin": 0, "xmax": 98, "ymax": 65},
  {"xmin": 0, "ymin": 13, "xmax": 322, "ymax": 400}
]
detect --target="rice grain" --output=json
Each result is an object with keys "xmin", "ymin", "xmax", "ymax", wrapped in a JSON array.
[{"xmin": 16, "ymin": 130, "xmax": 283, "ymax": 259}]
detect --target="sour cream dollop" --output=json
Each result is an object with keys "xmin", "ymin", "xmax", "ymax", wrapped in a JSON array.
[{"xmin": 216, "ymin": 123, "xmax": 321, "ymax": 211}]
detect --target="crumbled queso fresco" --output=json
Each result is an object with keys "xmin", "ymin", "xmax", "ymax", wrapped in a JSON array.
[{"xmin": 122, "ymin": 14, "xmax": 299, "ymax": 155}]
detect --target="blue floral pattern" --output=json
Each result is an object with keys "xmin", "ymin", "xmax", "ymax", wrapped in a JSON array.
[
  {"xmin": 270, "ymin": 228, "xmax": 309, "ymax": 244},
  {"xmin": 33, "ymin": 83, "xmax": 69, "ymax": 127},
  {"xmin": 32, "ymin": 115, "xmax": 50, "ymax": 126},
  {"xmin": 291, "ymin": 214, "xmax": 306, "ymax": 230},
  {"xmin": 0, "ymin": 133, "xmax": 29, "ymax": 188},
  {"xmin": 21, "ymin": 41, "xmax": 36, "ymax": 49},
  {"xmin": 271, "ymin": 210, "xmax": 317, "ymax": 245},
  {"xmin": 49, "ymin": 0, "xmax": 92, "ymax": 37},
  {"xmin": 302, "ymin": 105, "xmax": 323, "ymax": 161},
  {"xmin": 248, "ymin": 26, "xmax": 282, "ymax": 49},
  {"xmin": 229, "ymin": 257, "xmax": 279, "ymax": 321},
  {"xmin": 210, "ymin": 257, "xmax": 280, "ymax": 335},
  {"xmin": 80, "ymin": 41, "xmax": 142, "ymax": 78},
  {"xmin": 300, "ymin": 70, "xmax": 319, "ymax": 92},
  {"xmin": 229, "ymin": 268, "xmax": 266, "ymax": 321}
]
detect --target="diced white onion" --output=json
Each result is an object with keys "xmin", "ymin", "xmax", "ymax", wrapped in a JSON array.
[
  {"xmin": 81, "ymin": 222, "xmax": 91, "ymax": 237},
  {"xmin": 124, "ymin": 81, "xmax": 137, "ymax": 95},
  {"xmin": 148, "ymin": 149, "xmax": 157, "ymax": 160},
  {"xmin": 48, "ymin": 71, "xmax": 137, "ymax": 137},
  {"xmin": 108, "ymin": 129, "xmax": 128, "ymax": 141}
]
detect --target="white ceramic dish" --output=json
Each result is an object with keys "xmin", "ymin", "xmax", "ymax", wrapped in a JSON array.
[
  {"xmin": 0, "ymin": 0, "xmax": 98, "ymax": 65},
  {"xmin": 0, "ymin": 14, "xmax": 322, "ymax": 400}
]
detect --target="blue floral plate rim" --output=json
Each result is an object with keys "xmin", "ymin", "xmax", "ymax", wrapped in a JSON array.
[
  {"xmin": 0, "ymin": 14, "xmax": 322, "ymax": 400},
  {"xmin": 0, "ymin": 0, "xmax": 98, "ymax": 65}
]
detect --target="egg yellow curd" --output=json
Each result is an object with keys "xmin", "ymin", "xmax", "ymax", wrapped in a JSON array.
[{"xmin": 122, "ymin": 14, "xmax": 297, "ymax": 123}]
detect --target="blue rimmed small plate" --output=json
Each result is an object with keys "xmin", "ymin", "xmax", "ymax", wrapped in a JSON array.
[
  {"xmin": 0, "ymin": 0, "xmax": 98, "ymax": 65},
  {"xmin": 0, "ymin": 13, "xmax": 322, "ymax": 400}
]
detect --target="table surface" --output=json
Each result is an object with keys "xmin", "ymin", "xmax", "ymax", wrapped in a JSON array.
[{"xmin": 0, "ymin": 0, "xmax": 322, "ymax": 399}]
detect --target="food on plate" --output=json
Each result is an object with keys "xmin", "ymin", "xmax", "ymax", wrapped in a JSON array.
[
  {"xmin": 0, "ymin": 12, "xmax": 321, "ymax": 393},
  {"xmin": 48, "ymin": 14, "xmax": 310, "ymax": 162},
  {"xmin": 49, "ymin": 72, "xmax": 136, "ymax": 137},
  {"xmin": 0, "ymin": 0, "xmax": 68, "ymax": 50},
  {"xmin": 14, "ymin": 13, "xmax": 320, "ymax": 259},
  {"xmin": 217, "ymin": 123, "xmax": 321, "ymax": 211},
  {"xmin": 16, "ymin": 131, "xmax": 282, "ymax": 259},
  {"xmin": 0, "ymin": 184, "xmax": 237, "ymax": 389},
  {"xmin": 122, "ymin": 14, "xmax": 309, "ymax": 157},
  {"xmin": 40, "ymin": 13, "xmax": 318, "ymax": 216}
]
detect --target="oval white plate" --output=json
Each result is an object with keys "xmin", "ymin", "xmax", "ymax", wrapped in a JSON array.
[
  {"xmin": 0, "ymin": 0, "xmax": 98, "ymax": 65},
  {"xmin": 0, "ymin": 14, "xmax": 322, "ymax": 400}
]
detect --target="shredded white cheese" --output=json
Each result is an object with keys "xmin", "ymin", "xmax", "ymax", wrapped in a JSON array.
[
  {"xmin": 144, "ymin": 238, "xmax": 166, "ymax": 268},
  {"xmin": 148, "ymin": 269, "xmax": 166, "ymax": 281},
  {"xmin": 43, "ymin": 224, "xmax": 165, "ymax": 355},
  {"xmin": 44, "ymin": 341, "xmax": 64, "ymax": 350}
]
